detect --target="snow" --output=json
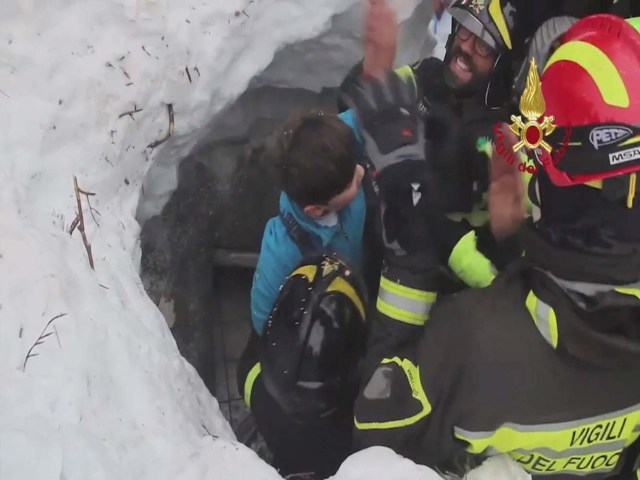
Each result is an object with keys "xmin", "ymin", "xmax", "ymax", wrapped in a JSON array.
[
  {"xmin": 330, "ymin": 447, "xmax": 443, "ymax": 480},
  {"xmin": 136, "ymin": 0, "xmax": 431, "ymax": 223},
  {"xmin": 0, "ymin": 0, "xmax": 528, "ymax": 479},
  {"xmin": 252, "ymin": 0, "xmax": 435, "ymax": 93}
]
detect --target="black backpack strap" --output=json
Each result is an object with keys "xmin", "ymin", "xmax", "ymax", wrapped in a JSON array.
[{"xmin": 279, "ymin": 212, "xmax": 317, "ymax": 256}]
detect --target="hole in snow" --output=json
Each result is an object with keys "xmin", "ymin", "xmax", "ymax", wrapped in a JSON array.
[
  {"xmin": 134, "ymin": 0, "xmax": 434, "ymax": 454},
  {"xmin": 135, "ymin": 5, "xmax": 376, "ymax": 444},
  {"xmin": 138, "ymin": 83, "xmax": 340, "ymax": 400}
]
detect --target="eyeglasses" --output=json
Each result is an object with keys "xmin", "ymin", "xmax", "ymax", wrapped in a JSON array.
[{"xmin": 455, "ymin": 25, "xmax": 496, "ymax": 58}]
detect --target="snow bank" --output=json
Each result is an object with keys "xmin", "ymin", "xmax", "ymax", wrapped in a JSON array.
[
  {"xmin": 0, "ymin": 0, "xmax": 529, "ymax": 478},
  {"xmin": 0, "ymin": 0, "xmax": 376, "ymax": 478}
]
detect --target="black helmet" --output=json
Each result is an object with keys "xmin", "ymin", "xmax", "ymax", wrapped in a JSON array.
[
  {"xmin": 260, "ymin": 254, "xmax": 368, "ymax": 423},
  {"xmin": 445, "ymin": 0, "xmax": 522, "ymax": 108}
]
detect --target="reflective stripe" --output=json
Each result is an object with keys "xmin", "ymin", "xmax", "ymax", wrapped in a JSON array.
[
  {"xmin": 378, "ymin": 290, "xmax": 432, "ymax": 322},
  {"xmin": 379, "ymin": 276, "xmax": 436, "ymax": 302},
  {"xmin": 377, "ymin": 297, "xmax": 430, "ymax": 325},
  {"xmin": 243, "ymin": 362, "xmax": 261, "ymax": 408},
  {"xmin": 513, "ymin": 442, "xmax": 627, "ymax": 459},
  {"xmin": 619, "ymin": 135, "xmax": 640, "ymax": 147},
  {"xmin": 489, "ymin": 0, "xmax": 512, "ymax": 50},
  {"xmin": 547, "ymin": 272, "xmax": 640, "ymax": 302},
  {"xmin": 355, "ymin": 357, "xmax": 431, "ymax": 430},
  {"xmin": 448, "ymin": 230, "xmax": 497, "ymax": 288},
  {"xmin": 615, "ymin": 287, "xmax": 640, "ymax": 301},
  {"xmin": 394, "ymin": 65, "xmax": 417, "ymax": 91},
  {"xmin": 455, "ymin": 401, "xmax": 640, "ymax": 453},
  {"xmin": 291, "ymin": 265, "xmax": 317, "ymax": 283},
  {"xmin": 377, "ymin": 276, "xmax": 436, "ymax": 326},
  {"xmin": 628, "ymin": 172, "xmax": 636, "ymax": 209},
  {"xmin": 327, "ymin": 276, "xmax": 366, "ymax": 320},
  {"xmin": 525, "ymin": 290, "xmax": 559, "ymax": 349},
  {"xmin": 455, "ymin": 403, "xmax": 640, "ymax": 476}
]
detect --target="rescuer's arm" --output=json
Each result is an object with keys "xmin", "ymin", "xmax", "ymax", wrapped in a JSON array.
[{"xmin": 340, "ymin": 69, "xmax": 440, "ymax": 371}]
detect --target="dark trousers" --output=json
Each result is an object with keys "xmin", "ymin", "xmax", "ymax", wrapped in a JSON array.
[{"xmin": 237, "ymin": 331, "xmax": 354, "ymax": 478}]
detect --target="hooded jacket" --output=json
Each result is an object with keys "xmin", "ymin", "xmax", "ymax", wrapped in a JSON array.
[
  {"xmin": 250, "ymin": 188, "xmax": 366, "ymax": 335},
  {"xmin": 353, "ymin": 221, "xmax": 640, "ymax": 479}
]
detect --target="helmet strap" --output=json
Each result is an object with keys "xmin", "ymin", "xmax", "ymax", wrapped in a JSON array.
[{"xmin": 483, "ymin": 53, "xmax": 505, "ymax": 109}]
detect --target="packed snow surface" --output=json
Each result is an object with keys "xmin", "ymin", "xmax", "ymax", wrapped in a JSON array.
[{"xmin": 0, "ymin": 0, "xmax": 528, "ymax": 478}]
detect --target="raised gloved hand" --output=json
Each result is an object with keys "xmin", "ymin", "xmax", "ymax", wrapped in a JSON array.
[
  {"xmin": 341, "ymin": 70, "xmax": 438, "ymax": 273},
  {"xmin": 339, "ymin": 69, "xmax": 425, "ymax": 175}
]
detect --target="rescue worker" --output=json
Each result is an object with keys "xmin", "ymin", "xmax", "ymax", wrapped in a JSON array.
[
  {"xmin": 341, "ymin": 13, "xmax": 640, "ymax": 479},
  {"xmin": 341, "ymin": 0, "xmax": 626, "ymax": 292},
  {"xmin": 239, "ymin": 254, "xmax": 369, "ymax": 479},
  {"xmin": 341, "ymin": 0, "xmax": 534, "ymax": 292}
]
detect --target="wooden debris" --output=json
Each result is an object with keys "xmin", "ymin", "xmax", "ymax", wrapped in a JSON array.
[
  {"xmin": 72, "ymin": 176, "xmax": 95, "ymax": 269},
  {"xmin": 147, "ymin": 104, "xmax": 175, "ymax": 149}
]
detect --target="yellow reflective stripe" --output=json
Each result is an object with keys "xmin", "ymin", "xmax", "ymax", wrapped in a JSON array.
[
  {"xmin": 525, "ymin": 291, "xmax": 559, "ymax": 349},
  {"xmin": 377, "ymin": 297, "xmax": 430, "ymax": 325},
  {"xmin": 291, "ymin": 265, "xmax": 317, "ymax": 283},
  {"xmin": 636, "ymin": 468, "xmax": 639, "ymax": 479},
  {"xmin": 619, "ymin": 134, "xmax": 640, "ymax": 147},
  {"xmin": 614, "ymin": 287, "xmax": 640, "ymax": 301},
  {"xmin": 243, "ymin": 362, "xmax": 261, "ymax": 408},
  {"xmin": 628, "ymin": 172, "xmax": 637, "ymax": 209},
  {"xmin": 355, "ymin": 357, "xmax": 432, "ymax": 430},
  {"xmin": 394, "ymin": 65, "xmax": 417, "ymax": 91},
  {"xmin": 327, "ymin": 276, "xmax": 366, "ymax": 320},
  {"xmin": 489, "ymin": 0, "xmax": 512, "ymax": 50},
  {"xmin": 448, "ymin": 230, "xmax": 496, "ymax": 288},
  {"xmin": 454, "ymin": 402, "xmax": 640, "ymax": 455},
  {"xmin": 543, "ymin": 41, "xmax": 629, "ymax": 108},
  {"xmin": 377, "ymin": 276, "xmax": 436, "ymax": 326},
  {"xmin": 379, "ymin": 275, "xmax": 436, "ymax": 303}
]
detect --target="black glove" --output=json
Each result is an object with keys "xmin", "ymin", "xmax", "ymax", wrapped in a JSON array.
[
  {"xmin": 375, "ymin": 159, "xmax": 435, "ymax": 254},
  {"xmin": 339, "ymin": 69, "xmax": 425, "ymax": 174}
]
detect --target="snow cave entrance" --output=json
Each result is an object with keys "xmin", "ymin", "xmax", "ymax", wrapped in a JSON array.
[
  {"xmin": 136, "ymin": 57, "xmax": 347, "ymax": 444},
  {"xmin": 134, "ymin": 1, "xmax": 434, "ymax": 458}
]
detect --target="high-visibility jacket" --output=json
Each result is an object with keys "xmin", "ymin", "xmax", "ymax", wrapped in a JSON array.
[{"xmin": 354, "ymin": 222, "xmax": 640, "ymax": 479}]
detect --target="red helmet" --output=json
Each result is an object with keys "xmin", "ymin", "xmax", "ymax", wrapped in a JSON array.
[{"xmin": 537, "ymin": 14, "xmax": 640, "ymax": 203}]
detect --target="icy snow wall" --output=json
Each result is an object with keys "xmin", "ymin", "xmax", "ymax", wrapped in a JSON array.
[{"xmin": 0, "ymin": 0, "xmax": 528, "ymax": 478}]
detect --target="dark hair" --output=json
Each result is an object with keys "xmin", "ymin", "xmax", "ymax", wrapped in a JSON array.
[{"xmin": 270, "ymin": 111, "xmax": 358, "ymax": 207}]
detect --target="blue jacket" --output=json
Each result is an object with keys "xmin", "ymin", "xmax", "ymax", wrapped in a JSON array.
[
  {"xmin": 250, "ymin": 111, "xmax": 366, "ymax": 335},
  {"xmin": 250, "ymin": 189, "xmax": 367, "ymax": 335}
]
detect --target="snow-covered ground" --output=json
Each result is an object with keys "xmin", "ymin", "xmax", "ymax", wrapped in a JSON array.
[{"xmin": 0, "ymin": 0, "xmax": 528, "ymax": 478}]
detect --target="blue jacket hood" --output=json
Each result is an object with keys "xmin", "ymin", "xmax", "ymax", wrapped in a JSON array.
[{"xmin": 280, "ymin": 192, "xmax": 348, "ymax": 248}]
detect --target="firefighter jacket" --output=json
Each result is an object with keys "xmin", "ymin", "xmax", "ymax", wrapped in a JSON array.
[
  {"xmin": 353, "ymin": 221, "xmax": 640, "ymax": 479},
  {"xmin": 339, "ymin": 58, "xmax": 532, "ymax": 290}
]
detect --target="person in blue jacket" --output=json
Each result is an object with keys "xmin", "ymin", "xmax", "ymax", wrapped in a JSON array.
[
  {"xmin": 250, "ymin": 109, "xmax": 369, "ymax": 335},
  {"xmin": 237, "ymin": 109, "xmax": 382, "ymax": 479}
]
